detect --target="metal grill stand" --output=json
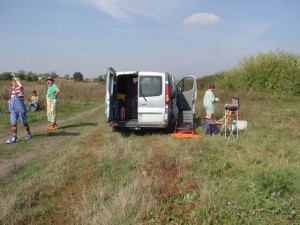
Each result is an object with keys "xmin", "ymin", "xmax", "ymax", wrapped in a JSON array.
[{"xmin": 224, "ymin": 104, "xmax": 239, "ymax": 139}]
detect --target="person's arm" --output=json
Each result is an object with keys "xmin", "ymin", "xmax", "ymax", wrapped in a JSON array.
[
  {"xmin": 16, "ymin": 80, "xmax": 22, "ymax": 88},
  {"xmin": 14, "ymin": 78, "xmax": 22, "ymax": 88},
  {"xmin": 55, "ymin": 87, "xmax": 60, "ymax": 98},
  {"xmin": 209, "ymin": 92, "xmax": 215, "ymax": 103}
]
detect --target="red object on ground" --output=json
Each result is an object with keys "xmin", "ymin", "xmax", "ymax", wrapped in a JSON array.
[{"xmin": 171, "ymin": 133, "xmax": 202, "ymax": 139}]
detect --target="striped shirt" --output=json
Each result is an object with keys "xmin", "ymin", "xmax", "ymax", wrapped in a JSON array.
[{"xmin": 11, "ymin": 85, "xmax": 25, "ymax": 100}]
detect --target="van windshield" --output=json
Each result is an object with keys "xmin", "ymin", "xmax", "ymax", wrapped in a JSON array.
[{"xmin": 140, "ymin": 76, "xmax": 162, "ymax": 97}]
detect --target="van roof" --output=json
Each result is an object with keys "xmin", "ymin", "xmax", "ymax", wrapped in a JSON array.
[{"xmin": 116, "ymin": 71, "xmax": 166, "ymax": 76}]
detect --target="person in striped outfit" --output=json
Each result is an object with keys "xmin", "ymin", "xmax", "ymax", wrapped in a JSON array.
[{"xmin": 6, "ymin": 74, "xmax": 32, "ymax": 143}]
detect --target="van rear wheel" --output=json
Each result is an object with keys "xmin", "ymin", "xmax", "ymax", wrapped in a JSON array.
[{"xmin": 112, "ymin": 127, "xmax": 120, "ymax": 132}]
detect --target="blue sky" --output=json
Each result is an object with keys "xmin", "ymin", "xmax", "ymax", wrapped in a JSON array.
[{"xmin": 0, "ymin": 0, "xmax": 299, "ymax": 78}]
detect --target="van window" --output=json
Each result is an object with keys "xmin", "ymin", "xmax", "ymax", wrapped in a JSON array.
[
  {"xmin": 177, "ymin": 77, "xmax": 194, "ymax": 92},
  {"xmin": 140, "ymin": 76, "xmax": 162, "ymax": 97}
]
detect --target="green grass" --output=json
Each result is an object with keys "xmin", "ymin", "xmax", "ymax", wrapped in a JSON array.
[
  {"xmin": 1, "ymin": 63, "xmax": 300, "ymax": 224},
  {"xmin": 1, "ymin": 98, "xmax": 299, "ymax": 224},
  {"xmin": 0, "ymin": 97, "xmax": 101, "ymax": 131}
]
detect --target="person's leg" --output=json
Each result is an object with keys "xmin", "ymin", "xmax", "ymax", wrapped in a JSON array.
[
  {"xmin": 45, "ymin": 99, "xmax": 58, "ymax": 130},
  {"xmin": 6, "ymin": 112, "xmax": 18, "ymax": 143},
  {"xmin": 34, "ymin": 103, "xmax": 38, "ymax": 112},
  {"xmin": 20, "ymin": 111, "xmax": 31, "ymax": 140},
  {"xmin": 205, "ymin": 107, "xmax": 214, "ymax": 119},
  {"xmin": 23, "ymin": 123, "xmax": 31, "ymax": 139},
  {"xmin": 46, "ymin": 98, "xmax": 52, "ymax": 125},
  {"xmin": 206, "ymin": 113, "xmax": 212, "ymax": 119},
  {"xmin": 11, "ymin": 124, "xmax": 17, "ymax": 139},
  {"xmin": 27, "ymin": 103, "xmax": 32, "ymax": 112},
  {"xmin": 51, "ymin": 99, "xmax": 58, "ymax": 128}
]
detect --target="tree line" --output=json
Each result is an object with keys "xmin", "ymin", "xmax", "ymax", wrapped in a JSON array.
[{"xmin": 0, "ymin": 70, "xmax": 106, "ymax": 83}]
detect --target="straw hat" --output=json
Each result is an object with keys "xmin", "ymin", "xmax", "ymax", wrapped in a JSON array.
[{"xmin": 46, "ymin": 76, "xmax": 54, "ymax": 82}]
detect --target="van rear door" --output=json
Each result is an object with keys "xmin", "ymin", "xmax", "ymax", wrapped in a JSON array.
[
  {"xmin": 105, "ymin": 67, "xmax": 116, "ymax": 122},
  {"xmin": 138, "ymin": 72, "xmax": 166, "ymax": 125},
  {"xmin": 176, "ymin": 75, "xmax": 197, "ymax": 113}
]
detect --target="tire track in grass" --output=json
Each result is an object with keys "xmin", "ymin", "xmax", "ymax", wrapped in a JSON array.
[{"xmin": 0, "ymin": 105, "xmax": 104, "ymax": 180}]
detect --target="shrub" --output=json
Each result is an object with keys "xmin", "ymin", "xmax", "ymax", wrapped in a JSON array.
[
  {"xmin": 219, "ymin": 50, "xmax": 300, "ymax": 95},
  {"xmin": 0, "ymin": 72, "xmax": 13, "ymax": 80}
]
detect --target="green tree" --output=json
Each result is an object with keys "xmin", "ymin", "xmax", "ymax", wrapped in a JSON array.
[
  {"xmin": 93, "ymin": 74, "xmax": 105, "ymax": 83},
  {"xmin": 25, "ymin": 72, "xmax": 38, "ymax": 82},
  {"xmin": 51, "ymin": 71, "xmax": 59, "ymax": 79},
  {"xmin": 99, "ymin": 75, "xmax": 105, "ymax": 82},
  {"xmin": 64, "ymin": 74, "xmax": 70, "ymax": 80},
  {"xmin": 15, "ymin": 70, "xmax": 26, "ymax": 80},
  {"xmin": 73, "ymin": 72, "xmax": 83, "ymax": 82},
  {"xmin": 17, "ymin": 70, "xmax": 26, "ymax": 80},
  {"xmin": 0, "ymin": 72, "xmax": 13, "ymax": 80}
]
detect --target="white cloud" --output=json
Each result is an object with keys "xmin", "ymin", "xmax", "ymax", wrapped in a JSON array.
[
  {"xmin": 75, "ymin": 0, "xmax": 184, "ymax": 23},
  {"xmin": 82, "ymin": 0, "xmax": 129, "ymax": 21},
  {"xmin": 183, "ymin": 13, "xmax": 222, "ymax": 27}
]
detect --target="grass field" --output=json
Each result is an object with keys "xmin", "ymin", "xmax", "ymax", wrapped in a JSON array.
[
  {"xmin": 0, "ymin": 77, "xmax": 300, "ymax": 224},
  {"xmin": 0, "ymin": 79, "xmax": 103, "ymax": 130}
]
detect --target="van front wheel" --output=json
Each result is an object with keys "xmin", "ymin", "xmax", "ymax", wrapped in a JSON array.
[{"xmin": 166, "ymin": 115, "xmax": 176, "ymax": 133}]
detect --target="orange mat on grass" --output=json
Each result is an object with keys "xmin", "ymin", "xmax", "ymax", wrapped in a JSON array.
[{"xmin": 171, "ymin": 133, "xmax": 202, "ymax": 139}]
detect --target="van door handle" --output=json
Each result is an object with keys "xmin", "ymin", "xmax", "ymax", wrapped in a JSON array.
[{"xmin": 141, "ymin": 103, "xmax": 146, "ymax": 106}]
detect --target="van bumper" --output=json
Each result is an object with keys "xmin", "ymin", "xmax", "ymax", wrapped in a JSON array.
[{"xmin": 110, "ymin": 120, "xmax": 167, "ymax": 129}]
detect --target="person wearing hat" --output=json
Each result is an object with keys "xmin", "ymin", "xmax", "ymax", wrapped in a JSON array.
[
  {"xmin": 45, "ymin": 76, "xmax": 60, "ymax": 131},
  {"xmin": 6, "ymin": 74, "xmax": 32, "ymax": 143}
]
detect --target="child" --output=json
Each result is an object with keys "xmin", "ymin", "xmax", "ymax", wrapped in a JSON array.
[{"xmin": 27, "ymin": 90, "xmax": 39, "ymax": 112}]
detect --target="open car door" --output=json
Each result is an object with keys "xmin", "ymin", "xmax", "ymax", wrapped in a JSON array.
[
  {"xmin": 105, "ymin": 67, "xmax": 116, "ymax": 122},
  {"xmin": 176, "ymin": 75, "xmax": 197, "ymax": 113}
]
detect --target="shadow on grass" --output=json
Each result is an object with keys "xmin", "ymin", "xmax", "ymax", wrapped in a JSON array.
[
  {"xmin": 34, "ymin": 131, "xmax": 80, "ymax": 137},
  {"xmin": 117, "ymin": 128, "xmax": 170, "ymax": 138},
  {"xmin": 59, "ymin": 122, "xmax": 98, "ymax": 129},
  {"xmin": 29, "ymin": 122, "xmax": 99, "ymax": 138}
]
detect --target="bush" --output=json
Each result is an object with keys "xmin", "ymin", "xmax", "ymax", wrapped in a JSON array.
[
  {"xmin": 24, "ymin": 73, "xmax": 39, "ymax": 82},
  {"xmin": 0, "ymin": 72, "xmax": 13, "ymax": 80},
  {"xmin": 219, "ymin": 50, "xmax": 300, "ymax": 95}
]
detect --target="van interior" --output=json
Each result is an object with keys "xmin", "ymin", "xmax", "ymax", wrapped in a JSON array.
[{"xmin": 114, "ymin": 74, "xmax": 138, "ymax": 121}]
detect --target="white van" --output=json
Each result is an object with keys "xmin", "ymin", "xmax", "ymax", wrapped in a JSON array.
[{"xmin": 105, "ymin": 67, "xmax": 197, "ymax": 132}]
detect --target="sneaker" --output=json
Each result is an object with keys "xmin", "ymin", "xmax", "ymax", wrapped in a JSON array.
[
  {"xmin": 24, "ymin": 133, "xmax": 32, "ymax": 140},
  {"xmin": 45, "ymin": 125, "xmax": 58, "ymax": 131},
  {"xmin": 44, "ymin": 125, "xmax": 53, "ymax": 131},
  {"xmin": 6, "ymin": 136, "xmax": 17, "ymax": 144}
]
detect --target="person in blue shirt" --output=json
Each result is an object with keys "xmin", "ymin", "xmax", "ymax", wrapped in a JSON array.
[{"xmin": 203, "ymin": 84, "xmax": 219, "ymax": 120}]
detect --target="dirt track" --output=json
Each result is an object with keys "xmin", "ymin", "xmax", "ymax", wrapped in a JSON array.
[{"xmin": 0, "ymin": 106, "xmax": 103, "ymax": 180}]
